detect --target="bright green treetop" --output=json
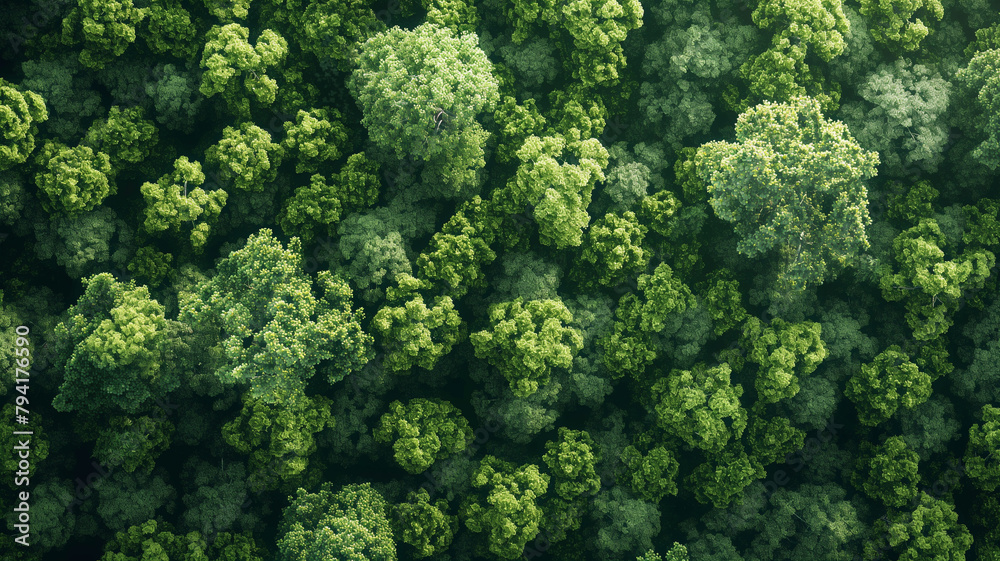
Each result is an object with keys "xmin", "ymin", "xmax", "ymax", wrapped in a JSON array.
[
  {"xmin": 461, "ymin": 455, "xmax": 549, "ymax": 560},
  {"xmin": 542, "ymin": 427, "xmax": 602, "ymax": 500},
  {"xmin": 205, "ymin": 122, "xmax": 284, "ymax": 192},
  {"xmin": 83, "ymin": 105, "xmax": 158, "ymax": 172},
  {"xmin": 743, "ymin": 317, "xmax": 827, "ymax": 403},
  {"xmin": 846, "ymin": 345, "xmax": 931, "ymax": 425},
  {"xmin": 34, "ymin": 140, "xmax": 114, "ymax": 216},
  {"xmin": 863, "ymin": 492, "xmax": 972, "ymax": 561},
  {"xmin": 0, "ymin": 78, "xmax": 47, "ymax": 171},
  {"xmin": 879, "ymin": 218, "xmax": 995, "ymax": 340},
  {"xmin": 696, "ymin": 95, "xmax": 878, "ymax": 292},
  {"xmin": 651, "ymin": 363, "xmax": 747, "ymax": 453},
  {"xmin": 140, "ymin": 156, "xmax": 228, "ymax": 251},
  {"xmin": 373, "ymin": 275, "xmax": 463, "ymax": 373},
  {"xmin": 373, "ymin": 398, "xmax": 472, "ymax": 474},
  {"xmin": 277, "ymin": 482, "xmax": 396, "ymax": 561},
  {"xmin": 470, "ymin": 298, "xmax": 584, "ymax": 397},
  {"xmin": 51, "ymin": 273, "xmax": 178, "ymax": 415},
  {"xmin": 859, "ymin": 0, "xmax": 943, "ymax": 52},
  {"xmin": 61, "ymin": 0, "xmax": 144, "ymax": 69},
  {"xmin": 348, "ymin": 22, "xmax": 499, "ymax": 197},
  {"xmin": 179, "ymin": 229, "xmax": 372, "ymax": 403},
  {"xmin": 965, "ymin": 404, "xmax": 1000, "ymax": 491},
  {"xmin": 199, "ymin": 24, "xmax": 288, "ymax": 118}
]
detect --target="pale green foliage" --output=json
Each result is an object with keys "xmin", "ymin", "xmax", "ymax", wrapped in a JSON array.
[
  {"xmin": 34, "ymin": 140, "xmax": 114, "ymax": 215},
  {"xmin": 52, "ymin": 273, "xmax": 178, "ymax": 415},
  {"xmin": 859, "ymin": 0, "xmax": 943, "ymax": 51},
  {"xmin": 277, "ymin": 483, "xmax": 396, "ymax": 561},
  {"xmin": 492, "ymin": 252, "xmax": 561, "ymax": 301},
  {"xmin": 700, "ymin": 270, "xmax": 749, "ymax": 336},
  {"xmin": 879, "ymin": 218, "xmax": 994, "ymax": 340},
  {"xmin": 222, "ymin": 392, "xmax": 333, "ymax": 488},
  {"xmin": 839, "ymin": 59, "xmax": 950, "ymax": 175},
  {"xmin": 61, "ymin": 0, "xmax": 144, "ymax": 69},
  {"xmin": 638, "ymin": 543, "xmax": 690, "ymax": 561},
  {"xmin": 965, "ymin": 404, "xmax": 1000, "ymax": 491},
  {"xmin": 179, "ymin": 229, "xmax": 372, "ymax": 402},
  {"xmin": 205, "ymin": 122, "xmax": 283, "ymax": 192},
  {"xmin": 393, "ymin": 489, "xmax": 458, "ymax": 558},
  {"xmin": 503, "ymin": 135, "xmax": 609, "ymax": 248},
  {"xmin": 853, "ymin": 436, "xmax": 920, "ymax": 507},
  {"xmin": 747, "ymin": 415, "xmax": 806, "ymax": 466},
  {"xmin": 743, "ymin": 317, "xmax": 827, "ymax": 403},
  {"xmin": 349, "ymin": 23, "xmax": 499, "ymax": 197},
  {"xmin": 845, "ymin": 345, "xmax": 930, "ymax": 425},
  {"xmin": 494, "ymin": 35, "xmax": 559, "ymax": 90},
  {"xmin": 651, "ymin": 363, "xmax": 747, "ymax": 453},
  {"xmin": 199, "ymin": 24, "xmax": 288, "ymax": 118},
  {"xmin": 697, "ymin": 96, "xmax": 879, "ymax": 292},
  {"xmin": 141, "ymin": 156, "xmax": 228, "ymax": 251},
  {"xmin": 374, "ymin": 398, "xmax": 472, "ymax": 473},
  {"xmin": 373, "ymin": 277, "xmax": 462, "ymax": 373},
  {"xmin": 542, "ymin": 427, "xmax": 601, "ymax": 500},
  {"xmin": 470, "ymin": 298, "xmax": 583, "ymax": 397},
  {"xmin": 293, "ymin": 0, "xmax": 384, "ymax": 72},
  {"xmin": 461, "ymin": 455, "xmax": 549, "ymax": 560},
  {"xmin": 0, "ymin": 78, "xmax": 47, "ymax": 171}
]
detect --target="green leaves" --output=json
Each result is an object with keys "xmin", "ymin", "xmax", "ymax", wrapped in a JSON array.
[
  {"xmin": 52, "ymin": 273, "xmax": 177, "ymax": 415},
  {"xmin": 470, "ymin": 298, "xmax": 583, "ymax": 397},
  {"xmin": 277, "ymin": 483, "xmax": 396, "ymax": 561},
  {"xmin": 34, "ymin": 140, "xmax": 114, "ymax": 215},
  {"xmin": 620, "ymin": 445, "xmax": 680, "ymax": 502},
  {"xmin": 846, "ymin": 345, "xmax": 930, "ymax": 425},
  {"xmin": 179, "ymin": 229, "xmax": 372, "ymax": 402},
  {"xmin": 0, "ymin": 78, "xmax": 47, "ymax": 171},
  {"xmin": 373, "ymin": 281, "xmax": 463, "ymax": 373},
  {"xmin": 853, "ymin": 436, "xmax": 920, "ymax": 507},
  {"xmin": 373, "ymin": 398, "xmax": 472, "ymax": 473},
  {"xmin": 461, "ymin": 455, "xmax": 549, "ymax": 560},
  {"xmin": 879, "ymin": 218, "xmax": 995, "ymax": 340},
  {"xmin": 281, "ymin": 108, "xmax": 349, "ymax": 174},
  {"xmin": 743, "ymin": 317, "xmax": 827, "ymax": 403},
  {"xmin": 859, "ymin": 0, "xmax": 943, "ymax": 52},
  {"xmin": 965, "ymin": 405, "xmax": 1000, "ymax": 492},
  {"xmin": 577, "ymin": 211, "xmax": 649, "ymax": 287},
  {"xmin": 199, "ymin": 24, "xmax": 288, "ymax": 118},
  {"xmin": 61, "ymin": 0, "xmax": 144, "ymax": 69},
  {"xmin": 864, "ymin": 492, "xmax": 972, "ymax": 561},
  {"xmin": 696, "ymin": 95, "xmax": 879, "ymax": 292},
  {"xmin": 393, "ymin": 489, "xmax": 458, "ymax": 558},
  {"xmin": 651, "ymin": 363, "xmax": 747, "ymax": 454},
  {"xmin": 205, "ymin": 122, "xmax": 283, "ymax": 192},
  {"xmin": 349, "ymin": 22, "xmax": 499, "ymax": 196},
  {"xmin": 140, "ymin": 156, "xmax": 228, "ymax": 251},
  {"xmin": 542, "ymin": 427, "xmax": 601, "ymax": 500}
]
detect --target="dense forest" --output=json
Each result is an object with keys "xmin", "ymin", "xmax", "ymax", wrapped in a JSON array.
[{"xmin": 2, "ymin": 0, "xmax": 1000, "ymax": 559}]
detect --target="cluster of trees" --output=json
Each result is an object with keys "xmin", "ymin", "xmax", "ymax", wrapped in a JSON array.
[{"xmin": 2, "ymin": 0, "xmax": 1000, "ymax": 559}]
